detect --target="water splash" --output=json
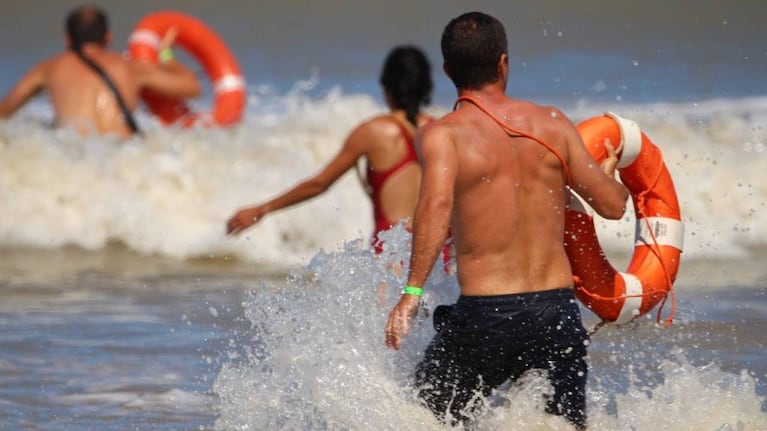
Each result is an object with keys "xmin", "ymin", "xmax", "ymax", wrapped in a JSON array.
[{"xmin": 211, "ymin": 232, "xmax": 767, "ymax": 430}]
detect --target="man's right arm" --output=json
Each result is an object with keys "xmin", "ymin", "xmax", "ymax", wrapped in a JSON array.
[
  {"xmin": 407, "ymin": 124, "xmax": 457, "ymax": 286},
  {"xmin": 133, "ymin": 27, "xmax": 200, "ymax": 99},
  {"xmin": 135, "ymin": 59, "xmax": 201, "ymax": 99},
  {"xmin": 385, "ymin": 124, "xmax": 457, "ymax": 350},
  {"xmin": 560, "ymin": 110, "xmax": 628, "ymax": 219},
  {"xmin": 0, "ymin": 62, "xmax": 47, "ymax": 117}
]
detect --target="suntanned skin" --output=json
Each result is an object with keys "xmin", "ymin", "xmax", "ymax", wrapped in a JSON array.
[
  {"xmin": 385, "ymin": 54, "xmax": 629, "ymax": 349},
  {"xmin": 0, "ymin": 30, "xmax": 200, "ymax": 137},
  {"xmin": 226, "ymin": 104, "xmax": 429, "ymax": 235}
]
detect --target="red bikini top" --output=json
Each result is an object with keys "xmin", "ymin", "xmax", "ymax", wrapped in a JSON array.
[
  {"xmin": 366, "ymin": 121, "xmax": 418, "ymax": 195},
  {"xmin": 366, "ymin": 119, "xmax": 419, "ymax": 231}
]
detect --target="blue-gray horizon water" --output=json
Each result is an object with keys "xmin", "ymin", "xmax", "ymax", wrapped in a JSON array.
[{"xmin": 1, "ymin": 0, "xmax": 766, "ymax": 107}]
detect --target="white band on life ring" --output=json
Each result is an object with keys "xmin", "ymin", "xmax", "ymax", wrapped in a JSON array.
[
  {"xmin": 213, "ymin": 74, "xmax": 245, "ymax": 94},
  {"xmin": 635, "ymin": 217, "xmax": 684, "ymax": 251},
  {"xmin": 128, "ymin": 29, "xmax": 161, "ymax": 49},
  {"xmin": 606, "ymin": 112, "xmax": 642, "ymax": 169},
  {"xmin": 567, "ymin": 190, "xmax": 590, "ymax": 215},
  {"xmin": 616, "ymin": 272, "xmax": 643, "ymax": 324}
]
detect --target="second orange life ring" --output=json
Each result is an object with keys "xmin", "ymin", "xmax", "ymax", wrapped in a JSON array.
[
  {"xmin": 565, "ymin": 112, "xmax": 684, "ymax": 325},
  {"xmin": 128, "ymin": 11, "xmax": 246, "ymax": 127}
]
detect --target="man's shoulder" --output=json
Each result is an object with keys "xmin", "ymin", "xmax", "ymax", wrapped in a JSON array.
[
  {"xmin": 26, "ymin": 52, "xmax": 80, "ymax": 80},
  {"xmin": 121, "ymin": 53, "xmax": 153, "ymax": 69},
  {"xmin": 420, "ymin": 110, "xmax": 467, "ymax": 138},
  {"xmin": 53, "ymin": 49, "xmax": 134, "ymax": 73},
  {"xmin": 508, "ymin": 100, "xmax": 572, "ymax": 132},
  {"xmin": 509, "ymin": 98, "xmax": 560, "ymax": 116},
  {"xmin": 38, "ymin": 52, "xmax": 73, "ymax": 69},
  {"xmin": 416, "ymin": 116, "xmax": 454, "ymax": 147}
]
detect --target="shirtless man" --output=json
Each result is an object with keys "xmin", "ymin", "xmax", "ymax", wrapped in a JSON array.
[
  {"xmin": 0, "ymin": 5, "xmax": 200, "ymax": 137},
  {"xmin": 384, "ymin": 12, "xmax": 629, "ymax": 429}
]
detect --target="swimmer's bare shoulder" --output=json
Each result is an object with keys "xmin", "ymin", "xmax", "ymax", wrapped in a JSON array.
[
  {"xmin": 346, "ymin": 114, "xmax": 406, "ymax": 148},
  {"xmin": 412, "ymin": 117, "xmax": 458, "ymax": 168}
]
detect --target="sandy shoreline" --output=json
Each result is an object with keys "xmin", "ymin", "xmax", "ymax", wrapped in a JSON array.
[{"xmin": 0, "ymin": 243, "xmax": 764, "ymax": 292}]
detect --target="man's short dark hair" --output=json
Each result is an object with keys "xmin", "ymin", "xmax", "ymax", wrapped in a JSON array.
[
  {"xmin": 441, "ymin": 12, "xmax": 508, "ymax": 90},
  {"xmin": 66, "ymin": 5, "xmax": 109, "ymax": 50}
]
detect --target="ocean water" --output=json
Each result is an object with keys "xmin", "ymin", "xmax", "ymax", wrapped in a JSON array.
[{"xmin": 1, "ymin": 0, "xmax": 766, "ymax": 429}]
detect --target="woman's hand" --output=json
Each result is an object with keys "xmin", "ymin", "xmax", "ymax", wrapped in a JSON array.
[{"xmin": 226, "ymin": 206, "xmax": 267, "ymax": 235}]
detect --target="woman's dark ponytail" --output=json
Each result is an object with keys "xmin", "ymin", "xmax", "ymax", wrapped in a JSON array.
[{"xmin": 380, "ymin": 46, "xmax": 433, "ymax": 127}]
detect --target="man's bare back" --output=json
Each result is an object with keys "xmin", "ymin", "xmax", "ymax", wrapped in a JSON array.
[
  {"xmin": 424, "ymin": 93, "xmax": 628, "ymax": 296},
  {"xmin": 43, "ymin": 48, "xmax": 142, "ymax": 136},
  {"xmin": 436, "ymin": 96, "xmax": 576, "ymax": 295},
  {"xmin": 0, "ymin": 6, "xmax": 200, "ymax": 137}
]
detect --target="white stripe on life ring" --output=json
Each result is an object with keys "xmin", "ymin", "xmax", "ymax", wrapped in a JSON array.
[
  {"xmin": 606, "ymin": 111, "xmax": 642, "ymax": 169},
  {"xmin": 616, "ymin": 272, "xmax": 643, "ymax": 324},
  {"xmin": 128, "ymin": 29, "xmax": 161, "ymax": 49},
  {"xmin": 567, "ymin": 190, "xmax": 590, "ymax": 215},
  {"xmin": 213, "ymin": 74, "xmax": 245, "ymax": 94},
  {"xmin": 635, "ymin": 217, "xmax": 684, "ymax": 251}
]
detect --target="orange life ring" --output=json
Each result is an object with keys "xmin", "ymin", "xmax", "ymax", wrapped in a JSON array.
[
  {"xmin": 565, "ymin": 112, "xmax": 684, "ymax": 325},
  {"xmin": 127, "ymin": 11, "xmax": 245, "ymax": 127}
]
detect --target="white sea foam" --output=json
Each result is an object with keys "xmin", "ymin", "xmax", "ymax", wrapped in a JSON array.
[
  {"xmin": 211, "ymin": 233, "xmax": 767, "ymax": 430},
  {"xmin": 1, "ymin": 90, "xmax": 765, "ymax": 267}
]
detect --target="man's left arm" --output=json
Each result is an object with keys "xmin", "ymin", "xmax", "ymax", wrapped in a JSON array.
[
  {"xmin": 0, "ymin": 62, "xmax": 47, "ymax": 117},
  {"xmin": 134, "ymin": 28, "xmax": 201, "ymax": 100},
  {"xmin": 385, "ymin": 124, "xmax": 457, "ymax": 350},
  {"xmin": 136, "ymin": 59, "xmax": 201, "ymax": 100}
]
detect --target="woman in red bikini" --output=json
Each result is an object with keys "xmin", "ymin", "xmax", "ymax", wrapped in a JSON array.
[{"xmin": 226, "ymin": 46, "xmax": 434, "ymax": 254}]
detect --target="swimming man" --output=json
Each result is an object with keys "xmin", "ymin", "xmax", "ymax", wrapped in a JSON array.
[{"xmin": 0, "ymin": 5, "xmax": 200, "ymax": 137}]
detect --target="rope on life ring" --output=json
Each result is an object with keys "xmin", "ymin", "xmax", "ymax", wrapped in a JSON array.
[
  {"xmin": 128, "ymin": 11, "xmax": 246, "ymax": 127},
  {"xmin": 565, "ymin": 112, "xmax": 684, "ymax": 326}
]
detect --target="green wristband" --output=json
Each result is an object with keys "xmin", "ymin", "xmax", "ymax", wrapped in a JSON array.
[
  {"xmin": 159, "ymin": 48, "xmax": 174, "ymax": 63},
  {"xmin": 402, "ymin": 285, "xmax": 423, "ymax": 296}
]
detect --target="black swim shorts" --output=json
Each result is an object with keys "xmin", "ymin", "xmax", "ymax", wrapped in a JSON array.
[{"xmin": 413, "ymin": 287, "xmax": 589, "ymax": 429}]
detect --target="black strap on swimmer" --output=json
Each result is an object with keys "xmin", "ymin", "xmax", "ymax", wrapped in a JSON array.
[{"xmin": 73, "ymin": 49, "xmax": 141, "ymax": 135}]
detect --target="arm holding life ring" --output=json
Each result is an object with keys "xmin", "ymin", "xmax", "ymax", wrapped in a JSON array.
[
  {"xmin": 566, "ymin": 113, "xmax": 684, "ymax": 326},
  {"xmin": 128, "ymin": 11, "xmax": 246, "ymax": 127},
  {"xmin": 562, "ymin": 108, "xmax": 629, "ymax": 220},
  {"xmin": 131, "ymin": 27, "xmax": 201, "ymax": 100}
]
